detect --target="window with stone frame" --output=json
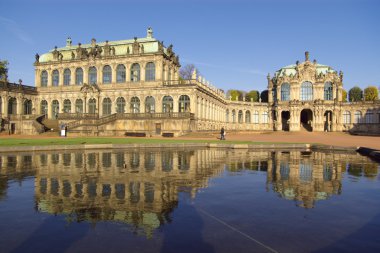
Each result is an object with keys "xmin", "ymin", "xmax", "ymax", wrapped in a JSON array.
[
  {"xmin": 75, "ymin": 68, "xmax": 83, "ymax": 85},
  {"xmin": 281, "ymin": 83, "xmax": 290, "ymax": 101},
  {"xmin": 324, "ymin": 82, "xmax": 333, "ymax": 100},
  {"xmin": 41, "ymin": 71, "xmax": 48, "ymax": 87},
  {"xmin": 102, "ymin": 65, "xmax": 112, "ymax": 84},
  {"xmin": 300, "ymin": 81, "xmax": 313, "ymax": 101},
  {"xmin": 116, "ymin": 64, "xmax": 126, "ymax": 83},
  {"xmin": 52, "ymin": 70, "xmax": 59, "ymax": 86},
  {"xmin": 63, "ymin": 69, "xmax": 71, "ymax": 85},
  {"xmin": 145, "ymin": 62, "xmax": 155, "ymax": 81}
]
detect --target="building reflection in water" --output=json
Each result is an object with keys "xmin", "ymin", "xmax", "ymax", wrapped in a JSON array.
[
  {"xmin": 0, "ymin": 148, "xmax": 378, "ymax": 237},
  {"xmin": 33, "ymin": 148, "xmax": 226, "ymax": 237}
]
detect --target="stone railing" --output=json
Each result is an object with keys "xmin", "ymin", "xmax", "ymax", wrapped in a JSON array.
[
  {"xmin": 66, "ymin": 112, "xmax": 194, "ymax": 129},
  {"xmin": 58, "ymin": 113, "xmax": 98, "ymax": 120},
  {"xmin": 0, "ymin": 81, "xmax": 37, "ymax": 94}
]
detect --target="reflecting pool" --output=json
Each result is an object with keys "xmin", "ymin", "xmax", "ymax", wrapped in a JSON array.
[{"xmin": 0, "ymin": 148, "xmax": 380, "ymax": 253}]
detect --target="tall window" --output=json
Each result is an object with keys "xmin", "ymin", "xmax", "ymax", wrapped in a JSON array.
[
  {"xmin": 262, "ymin": 111, "xmax": 269, "ymax": 123},
  {"xmin": 88, "ymin": 98, "xmax": 96, "ymax": 114},
  {"xmin": 300, "ymin": 162, "xmax": 312, "ymax": 182},
  {"xmin": 300, "ymin": 81, "xmax": 313, "ymax": 101},
  {"xmin": 102, "ymin": 65, "xmax": 112, "ymax": 84},
  {"xmin": 145, "ymin": 62, "xmax": 155, "ymax": 81},
  {"xmin": 7, "ymin": 98, "xmax": 17, "ymax": 115},
  {"xmin": 52, "ymin": 100, "xmax": 59, "ymax": 118},
  {"xmin": 116, "ymin": 64, "xmax": 126, "ymax": 83},
  {"xmin": 52, "ymin": 70, "xmax": 59, "ymax": 86},
  {"xmin": 89, "ymin": 67, "xmax": 97, "ymax": 85},
  {"xmin": 75, "ymin": 68, "xmax": 83, "ymax": 85},
  {"xmin": 131, "ymin": 63, "xmax": 140, "ymax": 82},
  {"xmin": 179, "ymin": 95, "xmax": 190, "ymax": 112},
  {"xmin": 324, "ymin": 82, "xmax": 333, "ymax": 100},
  {"xmin": 281, "ymin": 83, "xmax": 290, "ymax": 101},
  {"xmin": 365, "ymin": 110, "xmax": 374, "ymax": 123},
  {"xmin": 63, "ymin": 69, "xmax": 71, "ymax": 85},
  {"xmin": 343, "ymin": 111, "xmax": 351, "ymax": 124},
  {"xmin": 63, "ymin": 99, "xmax": 71, "ymax": 113},
  {"xmin": 145, "ymin": 96, "xmax": 155, "ymax": 113},
  {"xmin": 226, "ymin": 109, "xmax": 229, "ymax": 123},
  {"xmin": 232, "ymin": 110, "xmax": 236, "ymax": 123},
  {"xmin": 130, "ymin": 97, "xmax": 140, "ymax": 113},
  {"xmin": 354, "ymin": 111, "xmax": 362, "ymax": 123},
  {"xmin": 75, "ymin": 99, "xmax": 83, "ymax": 113},
  {"xmin": 245, "ymin": 110, "xmax": 251, "ymax": 123},
  {"xmin": 40, "ymin": 100, "xmax": 48, "ymax": 115},
  {"xmin": 102, "ymin": 97, "xmax": 112, "ymax": 115},
  {"xmin": 238, "ymin": 110, "xmax": 243, "ymax": 123},
  {"xmin": 23, "ymin": 100, "xmax": 32, "ymax": 115},
  {"xmin": 41, "ymin": 71, "xmax": 48, "ymax": 87},
  {"xmin": 116, "ymin": 97, "xmax": 126, "ymax": 113},
  {"xmin": 253, "ymin": 111, "xmax": 259, "ymax": 124},
  {"xmin": 162, "ymin": 96, "xmax": 173, "ymax": 113}
]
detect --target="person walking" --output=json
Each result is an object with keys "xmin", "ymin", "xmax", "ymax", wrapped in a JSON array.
[{"xmin": 220, "ymin": 127, "xmax": 225, "ymax": 140}]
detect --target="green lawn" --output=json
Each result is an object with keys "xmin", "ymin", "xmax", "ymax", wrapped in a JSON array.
[{"xmin": 0, "ymin": 137, "xmax": 272, "ymax": 147}]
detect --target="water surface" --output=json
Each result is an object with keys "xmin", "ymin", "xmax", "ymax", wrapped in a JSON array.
[{"xmin": 0, "ymin": 148, "xmax": 379, "ymax": 253}]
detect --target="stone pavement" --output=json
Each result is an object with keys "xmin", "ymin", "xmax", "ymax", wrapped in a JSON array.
[{"xmin": 178, "ymin": 131, "xmax": 380, "ymax": 150}]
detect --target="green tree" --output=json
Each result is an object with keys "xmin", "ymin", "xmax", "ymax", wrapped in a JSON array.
[
  {"xmin": 245, "ymin": 90, "xmax": 260, "ymax": 102},
  {"xmin": 363, "ymin": 86, "xmax": 379, "ymax": 101},
  {"xmin": 260, "ymin": 90, "xmax": 268, "ymax": 102},
  {"xmin": 0, "ymin": 60, "xmax": 8, "ymax": 81},
  {"xmin": 227, "ymin": 89, "xmax": 244, "ymax": 101},
  {"xmin": 342, "ymin": 89, "xmax": 347, "ymax": 102},
  {"xmin": 349, "ymin": 86, "xmax": 363, "ymax": 102}
]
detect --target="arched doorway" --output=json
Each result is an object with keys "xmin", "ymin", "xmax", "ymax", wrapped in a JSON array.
[
  {"xmin": 300, "ymin": 109, "xmax": 313, "ymax": 131},
  {"xmin": 281, "ymin": 111, "xmax": 290, "ymax": 131},
  {"xmin": 324, "ymin": 110, "xmax": 333, "ymax": 132}
]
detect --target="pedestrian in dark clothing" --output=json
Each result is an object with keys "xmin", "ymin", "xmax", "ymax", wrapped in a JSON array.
[{"xmin": 220, "ymin": 127, "xmax": 225, "ymax": 140}]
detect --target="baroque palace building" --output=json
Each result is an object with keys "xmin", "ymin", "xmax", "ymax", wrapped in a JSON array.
[{"xmin": 0, "ymin": 28, "xmax": 379, "ymax": 135}]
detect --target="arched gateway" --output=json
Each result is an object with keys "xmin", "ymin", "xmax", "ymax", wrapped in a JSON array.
[{"xmin": 300, "ymin": 109, "xmax": 313, "ymax": 132}]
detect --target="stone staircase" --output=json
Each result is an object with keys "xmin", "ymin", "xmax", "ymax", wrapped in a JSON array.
[{"xmin": 41, "ymin": 118, "xmax": 59, "ymax": 132}]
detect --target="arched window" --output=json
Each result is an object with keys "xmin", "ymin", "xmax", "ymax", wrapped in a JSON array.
[
  {"xmin": 232, "ymin": 110, "xmax": 236, "ymax": 123},
  {"xmin": 226, "ymin": 109, "xmax": 229, "ymax": 123},
  {"xmin": 130, "ymin": 97, "xmax": 140, "ymax": 113},
  {"xmin": 324, "ymin": 82, "xmax": 333, "ymax": 100},
  {"xmin": 75, "ymin": 99, "xmax": 83, "ymax": 113},
  {"xmin": 102, "ymin": 97, "xmax": 112, "ymax": 115},
  {"xmin": 245, "ymin": 110, "xmax": 251, "ymax": 123},
  {"xmin": 41, "ymin": 71, "xmax": 48, "ymax": 87},
  {"xmin": 253, "ymin": 111, "xmax": 259, "ymax": 124},
  {"xmin": 52, "ymin": 70, "xmax": 59, "ymax": 86},
  {"xmin": 116, "ymin": 97, "xmax": 126, "ymax": 113},
  {"xmin": 63, "ymin": 69, "xmax": 71, "ymax": 85},
  {"xmin": 116, "ymin": 64, "xmax": 126, "ymax": 83},
  {"xmin": 262, "ymin": 111, "xmax": 269, "ymax": 123},
  {"xmin": 365, "ymin": 110, "xmax": 374, "ymax": 123},
  {"xmin": 88, "ymin": 98, "xmax": 96, "ymax": 114},
  {"xmin": 89, "ymin": 67, "xmax": 97, "ymax": 85},
  {"xmin": 145, "ymin": 62, "xmax": 155, "ymax": 81},
  {"xmin": 63, "ymin": 99, "xmax": 71, "ymax": 113},
  {"xmin": 102, "ymin": 65, "xmax": 112, "ymax": 84},
  {"xmin": 131, "ymin": 63, "xmax": 140, "ymax": 82},
  {"xmin": 354, "ymin": 111, "xmax": 362, "ymax": 123},
  {"xmin": 281, "ymin": 83, "xmax": 290, "ymax": 101},
  {"xmin": 343, "ymin": 111, "xmax": 351, "ymax": 124},
  {"xmin": 40, "ymin": 100, "xmax": 48, "ymax": 115},
  {"xmin": 52, "ymin": 100, "xmax": 59, "ymax": 118},
  {"xmin": 178, "ymin": 95, "xmax": 190, "ymax": 112},
  {"xmin": 145, "ymin": 96, "xmax": 155, "ymax": 113},
  {"xmin": 23, "ymin": 99, "xmax": 32, "ymax": 115},
  {"xmin": 300, "ymin": 81, "xmax": 313, "ymax": 101},
  {"xmin": 8, "ymin": 98, "xmax": 17, "ymax": 115},
  {"xmin": 162, "ymin": 96, "xmax": 173, "ymax": 113},
  {"xmin": 238, "ymin": 110, "xmax": 243, "ymax": 123},
  {"xmin": 75, "ymin": 68, "xmax": 83, "ymax": 85}
]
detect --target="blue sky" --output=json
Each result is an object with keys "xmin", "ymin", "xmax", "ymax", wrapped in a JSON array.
[{"xmin": 0, "ymin": 0, "xmax": 379, "ymax": 93}]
